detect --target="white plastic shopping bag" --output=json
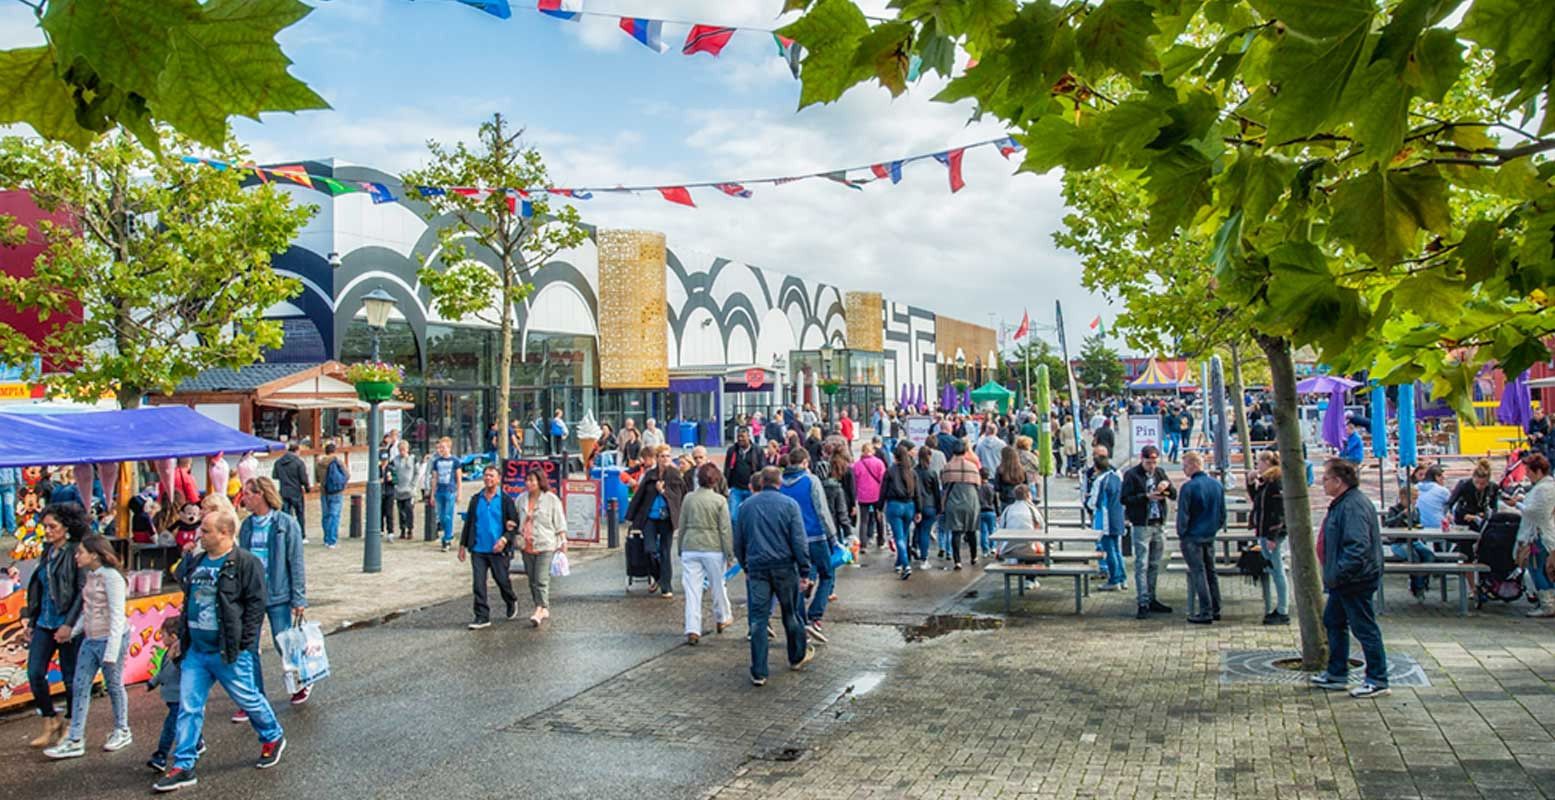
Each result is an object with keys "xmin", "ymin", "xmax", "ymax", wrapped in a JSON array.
[
  {"xmin": 277, "ymin": 621, "xmax": 331, "ymax": 694},
  {"xmin": 550, "ymin": 551, "xmax": 570, "ymax": 577}
]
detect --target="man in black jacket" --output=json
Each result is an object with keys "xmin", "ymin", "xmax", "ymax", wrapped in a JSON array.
[
  {"xmin": 1120, "ymin": 445, "xmax": 1176, "ymax": 619},
  {"xmin": 1311, "ymin": 458, "xmax": 1389, "ymax": 699},
  {"xmin": 156, "ymin": 508, "xmax": 285, "ymax": 792},
  {"xmin": 271, "ymin": 442, "xmax": 310, "ymax": 540},
  {"xmin": 725, "ymin": 427, "xmax": 762, "ymax": 523},
  {"xmin": 458, "ymin": 466, "xmax": 522, "ymax": 630}
]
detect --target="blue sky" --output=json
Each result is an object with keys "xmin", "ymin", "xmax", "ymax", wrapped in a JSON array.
[{"xmin": 0, "ymin": 0, "xmax": 1122, "ymax": 355}]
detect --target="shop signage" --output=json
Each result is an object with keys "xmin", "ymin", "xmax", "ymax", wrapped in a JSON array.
[
  {"xmin": 1131, "ymin": 416, "xmax": 1161, "ymax": 458},
  {"xmin": 502, "ymin": 456, "xmax": 566, "ymax": 498},
  {"xmin": 563, "ymin": 478, "xmax": 600, "ymax": 544},
  {"xmin": 744, "ymin": 368, "xmax": 765, "ymax": 389},
  {"xmin": 904, "ymin": 415, "xmax": 934, "ymax": 448}
]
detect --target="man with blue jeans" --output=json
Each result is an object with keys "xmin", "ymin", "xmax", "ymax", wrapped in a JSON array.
[
  {"xmin": 427, "ymin": 437, "xmax": 461, "ymax": 552},
  {"xmin": 779, "ymin": 448, "xmax": 838, "ymax": 641},
  {"xmin": 318, "ymin": 443, "xmax": 346, "ymax": 549},
  {"xmin": 1120, "ymin": 446, "xmax": 1175, "ymax": 620},
  {"xmin": 724, "ymin": 428, "xmax": 761, "ymax": 524},
  {"xmin": 237, "ymin": 477, "xmax": 309, "ymax": 711},
  {"xmin": 155, "ymin": 508, "xmax": 285, "ymax": 793},
  {"xmin": 1312, "ymin": 458, "xmax": 1390, "ymax": 699},
  {"xmin": 1176, "ymin": 452, "xmax": 1225, "ymax": 624},
  {"xmin": 734, "ymin": 467, "xmax": 814, "ymax": 686}
]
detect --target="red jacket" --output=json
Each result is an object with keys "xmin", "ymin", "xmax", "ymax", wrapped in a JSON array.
[{"xmin": 840, "ymin": 417, "xmax": 854, "ymax": 440}]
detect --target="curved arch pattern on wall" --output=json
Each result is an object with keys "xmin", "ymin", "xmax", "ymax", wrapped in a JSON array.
[{"xmin": 665, "ymin": 249, "xmax": 849, "ymax": 370}]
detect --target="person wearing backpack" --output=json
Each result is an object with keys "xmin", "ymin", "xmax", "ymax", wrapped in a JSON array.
[{"xmin": 318, "ymin": 443, "xmax": 348, "ymax": 550}]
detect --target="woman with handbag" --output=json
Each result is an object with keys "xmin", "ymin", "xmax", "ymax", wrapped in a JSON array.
[
  {"xmin": 519, "ymin": 468, "xmax": 568, "ymax": 626},
  {"xmin": 1248, "ymin": 450, "xmax": 1289, "ymax": 625}
]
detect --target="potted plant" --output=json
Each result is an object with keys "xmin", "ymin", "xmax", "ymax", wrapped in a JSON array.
[
  {"xmin": 951, "ymin": 378, "xmax": 969, "ymax": 392},
  {"xmin": 346, "ymin": 362, "xmax": 404, "ymax": 403},
  {"xmin": 817, "ymin": 377, "xmax": 842, "ymax": 396}
]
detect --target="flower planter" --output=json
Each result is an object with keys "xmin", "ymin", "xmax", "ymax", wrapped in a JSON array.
[{"xmin": 355, "ymin": 381, "xmax": 398, "ymax": 403}]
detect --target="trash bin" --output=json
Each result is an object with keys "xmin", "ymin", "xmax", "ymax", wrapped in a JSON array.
[
  {"xmin": 592, "ymin": 466, "xmax": 627, "ymax": 522},
  {"xmin": 679, "ymin": 420, "xmax": 698, "ymax": 448},
  {"xmin": 666, "ymin": 419, "xmax": 682, "ymax": 447}
]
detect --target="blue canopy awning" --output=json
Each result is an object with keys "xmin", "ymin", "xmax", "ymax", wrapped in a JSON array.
[{"xmin": 0, "ymin": 406, "xmax": 283, "ymax": 468}]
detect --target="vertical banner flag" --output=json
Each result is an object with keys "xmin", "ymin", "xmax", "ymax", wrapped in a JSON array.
[
  {"xmin": 658, "ymin": 186, "xmax": 695, "ymax": 207},
  {"xmin": 1014, "ymin": 310, "xmax": 1030, "ymax": 341},
  {"xmin": 933, "ymin": 148, "xmax": 966, "ymax": 193},
  {"xmin": 1370, "ymin": 383, "xmax": 1388, "ymax": 459},
  {"xmin": 536, "ymin": 0, "xmax": 581, "ymax": 20},
  {"xmin": 870, "ymin": 160, "xmax": 903, "ymax": 184},
  {"xmin": 619, "ymin": 17, "xmax": 668, "ymax": 52},
  {"xmin": 683, "ymin": 25, "xmax": 735, "ymax": 57},
  {"xmin": 1088, "ymin": 315, "xmax": 1103, "ymax": 334}
]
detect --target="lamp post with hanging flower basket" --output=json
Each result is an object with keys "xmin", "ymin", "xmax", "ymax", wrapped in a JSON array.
[
  {"xmin": 346, "ymin": 362, "xmax": 403, "ymax": 402},
  {"xmin": 355, "ymin": 287, "xmax": 400, "ymax": 574}
]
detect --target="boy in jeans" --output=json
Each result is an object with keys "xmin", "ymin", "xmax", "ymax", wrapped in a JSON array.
[{"xmin": 146, "ymin": 616, "xmax": 204, "ymax": 772}]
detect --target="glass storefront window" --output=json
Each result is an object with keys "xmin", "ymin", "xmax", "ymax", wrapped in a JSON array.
[
  {"xmin": 513, "ymin": 331, "xmax": 596, "ymax": 388},
  {"xmin": 425, "ymin": 324, "xmax": 492, "ymax": 387}
]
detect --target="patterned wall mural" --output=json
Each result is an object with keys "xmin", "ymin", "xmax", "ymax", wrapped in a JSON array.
[{"xmin": 883, "ymin": 301, "xmax": 937, "ymax": 405}]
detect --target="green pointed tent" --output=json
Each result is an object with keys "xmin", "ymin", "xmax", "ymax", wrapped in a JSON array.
[{"xmin": 970, "ymin": 380, "xmax": 1015, "ymax": 413}]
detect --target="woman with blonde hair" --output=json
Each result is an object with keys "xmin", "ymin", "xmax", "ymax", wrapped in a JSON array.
[{"xmin": 236, "ymin": 476, "xmax": 310, "ymax": 709}]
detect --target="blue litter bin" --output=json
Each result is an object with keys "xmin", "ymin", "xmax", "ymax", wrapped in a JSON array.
[
  {"xmin": 666, "ymin": 419, "xmax": 682, "ymax": 447},
  {"xmin": 592, "ymin": 466, "xmax": 628, "ymax": 522},
  {"xmin": 679, "ymin": 421, "xmax": 698, "ymax": 447}
]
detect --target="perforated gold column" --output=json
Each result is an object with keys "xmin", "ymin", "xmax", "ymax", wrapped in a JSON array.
[
  {"xmin": 844, "ymin": 291, "xmax": 883, "ymax": 352},
  {"xmin": 597, "ymin": 229, "xmax": 669, "ymax": 389}
]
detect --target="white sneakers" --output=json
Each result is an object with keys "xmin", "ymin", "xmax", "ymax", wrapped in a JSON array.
[
  {"xmin": 45, "ymin": 727, "xmax": 132, "ymax": 759},
  {"xmin": 104, "ymin": 728, "xmax": 134, "ymax": 752}
]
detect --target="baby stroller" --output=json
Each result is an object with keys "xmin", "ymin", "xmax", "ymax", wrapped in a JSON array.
[{"xmin": 1474, "ymin": 512, "xmax": 1528, "ymax": 607}]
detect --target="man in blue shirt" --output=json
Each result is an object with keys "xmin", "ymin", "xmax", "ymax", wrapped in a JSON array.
[
  {"xmin": 734, "ymin": 467, "xmax": 815, "ymax": 686},
  {"xmin": 1176, "ymin": 452, "xmax": 1226, "ymax": 624},
  {"xmin": 426, "ymin": 437, "xmax": 461, "ymax": 552},
  {"xmin": 458, "ymin": 466, "xmax": 521, "ymax": 630},
  {"xmin": 1341, "ymin": 419, "xmax": 1366, "ymax": 465},
  {"xmin": 1400, "ymin": 464, "xmax": 1449, "ymax": 597}
]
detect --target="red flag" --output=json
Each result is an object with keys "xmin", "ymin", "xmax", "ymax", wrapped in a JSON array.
[
  {"xmin": 934, "ymin": 148, "xmax": 966, "ymax": 193},
  {"xmin": 268, "ymin": 165, "xmax": 313, "ymax": 189},
  {"xmin": 1014, "ymin": 310, "xmax": 1030, "ymax": 341},
  {"xmin": 658, "ymin": 186, "xmax": 695, "ymax": 207},
  {"xmin": 683, "ymin": 25, "xmax": 735, "ymax": 57},
  {"xmin": 1089, "ymin": 315, "xmax": 1102, "ymax": 330}
]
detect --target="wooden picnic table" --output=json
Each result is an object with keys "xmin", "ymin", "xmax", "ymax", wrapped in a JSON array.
[
  {"xmin": 987, "ymin": 528, "xmax": 1101, "ymax": 614},
  {"xmin": 1376, "ymin": 527, "xmax": 1485, "ymax": 615}
]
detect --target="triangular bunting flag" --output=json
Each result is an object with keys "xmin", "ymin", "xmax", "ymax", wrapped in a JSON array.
[
  {"xmin": 361, "ymin": 182, "xmax": 396, "ymax": 204},
  {"xmin": 548, "ymin": 188, "xmax": 592, "ymax": 200},
  {"xmin": 907, "ymin": 54, "xmax": 923, "ymax": 82},
  {"xmin": 416, "ymin": 186, "xmax": 446, "ymax": 197},
  {"xmin": 619, "ymin": 17, "xmax": 668, "ymax": 53},
  {"xmin": 658, "ymin": 186, "xmax": 695, "ymax": 207},
  {"xmin": 715, "ymin": 183, "xmax": 752, "ymax": 198},
  {"xmin": 997, "ymin": 137, "xmax": 1022, "ymax": 159},
  {"xmin": 822, "ymin": 171, "xmax": 864, "ymax": 191},
  {"xmin": 683, "ymin": 25, "xmax": 735, "ymax": 57},
  {"xmin": 240, "ymin": 163, "xmax": 269, "ymax": 183},
  {"xmin": 869, "ymin": 161, "xmax": 903, "ymax": 184},
  {"xmin": 933, "ymin": 149, "xmax": 966, "ymax": 193},
  {"xmin": 773, "ymin": 33, "xmax": 802, "ymax": 79},
  {"xmin": 536, "ymin": 0, "xmax": 581, "ymax": 21},
  {"xmin": 268, "ymin": 165, "xmax": 313, "ymax": 189},
  {"xmin": 314, "ymin": 176, "xmax": 358, "ymax": 196},
  {"xmin": 457, "ymin": 0, "xmax": 512, "ymax": 19}
]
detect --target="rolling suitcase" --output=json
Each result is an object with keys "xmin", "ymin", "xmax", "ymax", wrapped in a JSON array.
[{"xmin": 625, "ymin": 530, "xmax": 655, "ymax": 592}]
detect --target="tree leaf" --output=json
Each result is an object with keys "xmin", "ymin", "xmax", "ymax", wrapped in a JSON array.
[
  {"xmin": 1209, "ymin": 208, "xmax": 1243, "ymax": 274},
  {"xmin": 1095, "ymin": 98, "xmax": 1173, "ymax": 160},
  {"xmin": 1260, "ymin": 13, "xmax": 1371, "ymax": 144},
  {"xmin": 1327, "ymin": 167, "xmax": 1451, "ymax": 264},
  {"xmin": 960, "ymin": 0, "xmax": 1017, "ymax": 58},
  {"xmin": 781, "ymin": 0, "xmax": 873, "ymax": 109},
  {"xmin": 1222, "ymin": 150, "xmax": 1295, "ymax": 225},
  {"xmin": 1141, "ymin": 146, "xmax": 1213, "ymax": 243},
  {"xmin": 1455, "ymin": 219, "xmax": 1501, "ymax": 285},
  {"xmin": 1016, "ymin": 113, "xmax": 1103, "ymax": 173},
  {"xmin": 1406, "ymin": 28, "xmax": 1463, "ymax": 103},
  {"xmin": 1249, "ymin": 0, "xmax": 1375, "ymax": 38},
  {"xmin": 0, "ymin": 47, "xmax": 98, "ymax": 149},
  {"xmin": 1344, "ymin": 59, "xmax": 1414, "ymax": 168},
  {"xmin": 852, "ymin": 21, "xmax": 914, "ymax": 97},
  {"xmin": 155, "ymin": 0, "xmax": 328, "ymax": 147},
  {"xmin": 43, "ymin": 0, "xmax": 200, "ymax": 100},
  {"xmin": 1076, "ymin": 0, "xmax": 1160, "ymax": 80},
  {"xmin": 1258, "ymin": 241, "xmax": 1369, "ymax": 352},
  {"xmin": 1373, "ymin": 0, "xmax": 1453, "ymax": 67},
  {"xmin": 1460, "ymin": 0, "xmax": 1555, "ymax": 112}
]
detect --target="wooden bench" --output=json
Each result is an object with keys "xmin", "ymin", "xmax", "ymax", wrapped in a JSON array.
[
  {"xmin": 1378, "ymin": 562, "xmax": 1490, "ymax": 616},
  {"xmin": 985, "ymin": 563, "xmax": 1096, "ymax": 614}
]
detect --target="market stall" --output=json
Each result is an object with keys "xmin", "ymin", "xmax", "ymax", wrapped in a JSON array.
[{"xmin": 0, "ymin": 405, "xmax": 281, "ymax": 712}]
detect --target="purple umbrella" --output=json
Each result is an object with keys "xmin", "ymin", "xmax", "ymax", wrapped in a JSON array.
[
  {"xmin": 940, "ymin": 382, "xmax": 955, "ymax": 411},
  {"xmin": 1497, "ymin": 370, "xmax": 1532, "ymax": 429},
  {"xmin": 1296, "ymin": 374, "xmax": 1362, "ymax": 449},
  {"xmin": 913, "ymin": 384, "xmax": 924, "ymax": 408}
]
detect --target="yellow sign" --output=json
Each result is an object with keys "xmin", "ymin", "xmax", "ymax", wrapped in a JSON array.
[{"xmin": 0, "ymin": 383, "xmax": 34, "ymax": 400}]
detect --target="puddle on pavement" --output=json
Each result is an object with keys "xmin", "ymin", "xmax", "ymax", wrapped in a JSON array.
[
  {"xmin": 902, "ymin": 614, "xmax": 1004, "ymax": 642},
  {"xmin": 845, "ymin": 670, "xmax": 887, "ymax": 697}
]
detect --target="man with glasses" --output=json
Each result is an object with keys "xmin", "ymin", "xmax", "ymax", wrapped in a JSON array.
[
  {"xmin": 1121, "ymin": 445, "xmax": 1176, "ymax": 620},
  {"xmin": 1311, "ymin": 458, "xmax": 1389, "ymax": 698}
]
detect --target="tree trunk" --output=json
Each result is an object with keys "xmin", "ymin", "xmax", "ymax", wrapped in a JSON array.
[
  {"xmin": 1257, "ymin": 333, "xmax": 1327, "ymax": 670},
  {"xmin": 1229, "ymin": 342, "xmax": 1254, "ymax": 484},
  {"xmin": 498, "ymin": 268, "xmax": 513, "ymax": 461}
]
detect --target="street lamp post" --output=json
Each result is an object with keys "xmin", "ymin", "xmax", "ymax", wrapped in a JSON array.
[
  {"xmin": 819, "ymin": 345, "xmax": 835, "ymax": 425},
  {"xmin": 361, "ymin": 286, "xmax": 398, "ymax": 574}
]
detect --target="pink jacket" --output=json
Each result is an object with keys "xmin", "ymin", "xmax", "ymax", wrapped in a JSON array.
[{"xmin": 852, "ymin": 455, "xmax": 885, "ymax": 505}]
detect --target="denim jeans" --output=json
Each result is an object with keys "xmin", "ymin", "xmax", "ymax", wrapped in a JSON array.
[
  {"xmin": 1099, "ymin": 533, "xmax": 1126, "ymax": 586},
  {"xmin": 1180, "ymin": 538, "xmax": 1221, "ymax": 617},
  {"xmin": 252, "ymin": 603, "xmax": 293, "ymax": 698},
  {"xmin": 155, "ymin": 702, "xmax": 193, "ymax": 757},
  {"xmin": 1530, "ymin": 540, "xmax": 1554, "ymax": 592},
  {"xmin": 806, "ymin": 540, "xmax": 835, "ymax": 622},
  {"xmin": 0, "ymin": 485, "xmax": 15, "ymax": 534},
  {"xmin": 1324, "ymin": 590, "xmax": 1388, "ymax": 686},
  {"xmin": 67, "ymin": 633, "xmax": 130, "ymax": 740},
  {"xmin": 1263, "ymin": 537, "xmax": 1290, "ymax": 615},
  {"xmin": 914, "ymin": 512, "xmax": 939, "ymax": 562},
  {"xmin": 643, "ymin": 518, "xmax": 675, "ymax": 589},
  {"xmin": 729, "ymin": 488, "xmax": 751, "ymax": 525},
  {"xmin": 321, "ymin": 492, "xmax": 344, "ymax": 547},
  {"xmin": 27, "ymin": 625, "xmax": 79, "ymax": 717},
  {"xmin": 174, "ymin": 648, "xmax": 283, "ymax": 770},
  {"xmin": 745, "ymin": 566, "xmax": 806, "ymax": 681},
  {"xmin": 885, "ymin": 500, "xmax": 915, "ymax": 571},
  {"xmin": 282, "ymin": 494, "xmax": 306, "ymax": 534},
  {"xmin": 1390, "ymin": 541, "xmax": 1437, "ymax": 593},
  {"xmin": 978, "ymin": 511, "xmax": 997, "ymax": 554},
  {"xmin": 1132, "ymin": 523, "xmax": 1165, "ymax": 606},
  {"xmin": 435, "ymin": 489, "xmax": 458, "ymax": 544},
  {"xmin": 680, "ymin": 551, "xmax": 731, "ymax": 634}
]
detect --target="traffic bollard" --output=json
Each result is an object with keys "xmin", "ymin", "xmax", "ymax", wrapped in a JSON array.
[
  {"xmin": 607, "ymin": 498, "xmax": 620, "ymax": 548},
  {"xmin": 423, "ymin": 499, "xmax": 436, "ymax": 542},
  {"xmin": 349, "ymin": 493, "xmax": 362, "ymax": 538}
]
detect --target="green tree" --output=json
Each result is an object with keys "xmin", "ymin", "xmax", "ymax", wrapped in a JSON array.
[
  {"xmin": 0, "ymin": 0, "xmax": 326, "ymax": 150},
  {"xmin": 0, "ymin": 131, "xmax": 312, "ymax": 407},
  {"xmin": 1076, "ymin": 333, "xmax": 1125, "ymax": 395},
  {"xmin": 403, "ymin": 114, "xmax": 588, "ymax": 460},
  {"xmin": 779, "ymin": 0, "xmax": 1555, "ymax": 669},
  {"xmin": 998, "ymin": 337, "xmax": 1071, "ymax": 400}
]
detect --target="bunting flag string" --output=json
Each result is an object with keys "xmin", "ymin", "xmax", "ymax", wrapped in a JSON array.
[{"xmin": 179, "ymin": 134, "xmax": 1017, "ymax": 214}]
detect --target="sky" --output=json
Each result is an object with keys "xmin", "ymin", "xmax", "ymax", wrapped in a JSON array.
[{"xmin": 0, "ymin": 0, "xmax": 1122, "ymax": 356}]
